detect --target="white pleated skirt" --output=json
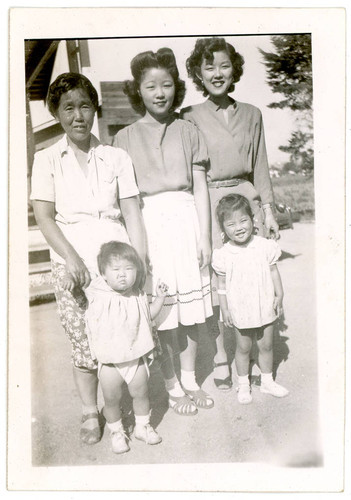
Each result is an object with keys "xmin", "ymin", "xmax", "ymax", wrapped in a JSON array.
[{"xmin": 142, "ymin": 191, "xmax": 213, "ymax": 331}]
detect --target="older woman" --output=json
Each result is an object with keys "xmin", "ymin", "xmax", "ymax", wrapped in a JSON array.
[
  {"xmin": 181, "ymin": 37, "xmax": 279, "ymax": 393},
  {"xmin": 31, "ymin": 72, "xmax": 146, "ymax": 443}
]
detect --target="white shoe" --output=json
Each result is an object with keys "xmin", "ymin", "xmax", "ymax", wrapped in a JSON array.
[
  {"xmin": 260, "ymin": 380, "xmax": 289, "ymax": 398},
  {"xmin": 111, "ymin": 429, "xmax": 130, "ymax": 454},
  {"xmin": 236, "ymin": 383, "xmax": 253, "ymax": 404},
  {"xmin": 134, "ymin": 424, "xmax": 162, "ymax": 445}
]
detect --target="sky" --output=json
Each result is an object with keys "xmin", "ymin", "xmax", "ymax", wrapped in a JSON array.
[{"xmin": 31, "ymin": 35, "xmax": 297, "ymax": 165}]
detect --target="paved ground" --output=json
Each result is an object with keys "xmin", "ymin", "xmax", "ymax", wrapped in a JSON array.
[{"xmin": 30, "ymin": 222, "xmax": 322, "ymax": 469}]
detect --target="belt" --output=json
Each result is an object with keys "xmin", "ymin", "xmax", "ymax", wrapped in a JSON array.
[{"xmin": 208, "ymin": 178, "xmax": 248, "ymax": 189}]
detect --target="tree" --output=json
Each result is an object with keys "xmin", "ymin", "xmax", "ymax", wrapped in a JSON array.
[{"xmin": 259, "ymin": 35, "xmax": 314, "ymax": 173}]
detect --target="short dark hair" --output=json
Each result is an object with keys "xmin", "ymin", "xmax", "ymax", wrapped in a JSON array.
[
  {"xmin": 123, "ymin": 47, "xmax": 186, "ymax": 115},
  {"xmin": 186, "ymin": 37, "xmax": 244, "ymax": 96},
  {"xmin": 97, "ymin": 241, "xmax": 145, "ymax": 291},
  {"xmin": 216, "ymin": 194, "xmax": 253, "ymax": 242},
  {"xmin": 46, "ymin": 72, "xmax": 99, "ymax": 116}
]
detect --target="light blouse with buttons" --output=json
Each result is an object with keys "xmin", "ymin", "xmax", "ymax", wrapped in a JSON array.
[{"xmin": 30, "ymin": 134, "xmax": 139, "ymax": 273}]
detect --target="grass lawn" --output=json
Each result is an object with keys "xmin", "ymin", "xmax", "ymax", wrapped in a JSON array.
[{"xmin": 272, "ymin": 173, "xmax": 315, "ymax": 221}]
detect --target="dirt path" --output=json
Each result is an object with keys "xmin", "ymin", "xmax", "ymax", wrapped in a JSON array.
[{"xmin": 30, "ymin": 222, "xmax": 321, "ymax": 469}]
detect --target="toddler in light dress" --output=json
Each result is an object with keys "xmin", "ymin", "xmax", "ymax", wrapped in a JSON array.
[
  {"xmin": 212, "ymin": 194, "xmax": 289, "ymax": 404},
  {"xmin": 84, "ymin": 241, "xmax": 168, "ymax": 454}
]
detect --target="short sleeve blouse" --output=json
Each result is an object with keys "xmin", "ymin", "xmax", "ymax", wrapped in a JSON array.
[
  {"xmin": 31, "ymin": 134, "xmax": 139, "ymax": 224},
  {"xmin": 113, "ymin": 115, "xmax": 209, "ymax": 196},
  {"xmin": 181, "ymin": 99, "xmax": 273, "ymax": 204},
  {"xmin": 30, "ymin": 134, "xmax": 139, "ymax": 271}
]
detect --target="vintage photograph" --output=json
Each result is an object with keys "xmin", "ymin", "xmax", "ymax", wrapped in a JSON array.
[{"xmin": 8, "ymin": 7, "xmax": 346, "ymax": 493}]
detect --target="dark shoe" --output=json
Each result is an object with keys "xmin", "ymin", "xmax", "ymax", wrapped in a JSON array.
[{"xmin": 213, "ymin": 361, "xmax": 233, "ymax": 392}]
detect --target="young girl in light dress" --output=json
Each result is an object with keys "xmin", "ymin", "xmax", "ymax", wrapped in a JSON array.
[
  {"xmin": 113, "ymin": 47, "xmax": 214, "ymax": 416},
  {"xmin": 212, "ymin": 194, "xmax": 289, "ymax": 404},
  {"xmin": 84, "ymin": 241, "xmax": 168, "ymax": 454}
]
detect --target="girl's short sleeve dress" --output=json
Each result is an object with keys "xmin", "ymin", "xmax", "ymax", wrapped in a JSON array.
[{"xmin": 212, "ymin": 236, "xmax": 281, "ymax": 329}]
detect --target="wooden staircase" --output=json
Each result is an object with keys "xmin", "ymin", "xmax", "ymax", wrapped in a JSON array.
[{"xmin": 28, "ymin": 218, "xmax": 55, "ymax": 305}]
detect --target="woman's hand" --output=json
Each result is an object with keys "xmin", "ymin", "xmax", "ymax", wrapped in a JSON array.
[
  {"xmin": 32, "ymin": 200, "xmax": 92, "ymax": 288},
  {"xmin": 197, "ymin": 236, "xmax": 212, "ymax": 270},
  {"xmin": 273, "ymin": 296, "xmax": 284, "ymax": 317},
  {"xmin": 65, "ymin": 252, "xmax": 91, "ymax": 289},
  {"xmin": 222, "ymin": 309, "xmax": 234, "ymax": 329},
  {"xmin": 264, "ymin": 210, "xmax": 280, "ymax": 240}
]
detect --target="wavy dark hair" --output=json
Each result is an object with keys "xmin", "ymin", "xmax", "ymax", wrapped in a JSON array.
[
  {"xmin": 123, "ymin": 47, "xmax": 186, "ymax": 115},
  {"xmin": 216, "ymin": 194, "xmax": 253, "ymax": 242},
  {"xmin": 97, "ymin": 241, "xmax": 145, "ymax": 292},
  {"xmin": 186, "ymin": 37, "xmax": 245, "ymax": 97},
  {"xmin": 46, "ymin": 72, "xmax": 99, "ymax": 117}
]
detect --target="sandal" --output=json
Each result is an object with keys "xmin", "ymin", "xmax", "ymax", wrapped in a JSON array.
[
  {"xmin": 183, "ymin": 388, "xmax": 214, "ymax": 409},
  {"xmin": 213, "ymin": 361, "xmax": 233, "ymax": 392},
  {"xmin": 169, "ymin": 394, "xmax": 198, "ymax": 416},
  {"xmin": 80, "ymin": 411, "xmax": 105, "ymax": 445}
]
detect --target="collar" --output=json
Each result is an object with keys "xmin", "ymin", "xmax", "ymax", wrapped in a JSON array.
[
  {"xmin": 206, "ymin": 96, "xmax": 237, "ymax": 112},
  {"xmin": 224, "ymin": 235, "xmax": 257, "ymax": 252},
  {"xmin": 138, "ymin": 112, "xmax": 177, "ymax": 127},
  {"xmin": 58, "ymin": 134, "xmax": 103, "ymax": 159}
]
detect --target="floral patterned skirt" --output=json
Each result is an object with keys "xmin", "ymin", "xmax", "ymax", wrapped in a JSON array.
[{"xmin": 51, "ymin": 261, "xmax": 98, "ymax": 371}]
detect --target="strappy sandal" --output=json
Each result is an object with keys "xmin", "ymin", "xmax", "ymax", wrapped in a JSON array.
[
  {"xmin": 80, "ymin": 411, "xmax": 104, "ymax": 444},
  {"xmin": 213, "ymin": 361, "xmax": 233, "ymax": 392},
  {"xmin": 169, "ymin": 394, "xmax": 198, "ymax": 416},
  {"xmin": 183, "ymin": 388, "xmax": 214, "ymax": 409}
]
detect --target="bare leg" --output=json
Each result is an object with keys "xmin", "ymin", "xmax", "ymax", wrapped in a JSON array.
[
  {"xmin": 234, "ymin": 327, "xmax": 254, "ymax": 376},
  {"xmin": 129, "ymin": 360, "xmax": 162, "ymax": 445},
  {"xmin": 179, "ymin": 324, "xmax": 214, "ymax": 409},
  {"xmin": 99, "ymin": 364, "xmax": 124, "ymax": 423},
  {"xmin": 128, "ymin": 361, "xmax": 150, "ymax": 417},
  {"xmin": 213, "ymin": 321, "xmax": 231, "ymax": 380},
  {"xmin": 256, "ymin": 324, "xmax": 274, "ymax": 374},
  {"xmin": 73, "ymin": 366, "xmax": 101, "ymax": 444},
  {"xmin": 258, "ymin": 323, "xmax": 289, "ymax": 397},
  {"xmin": 158, "ymin": 327, "xmax": 200, "ymax": 414},
  {"xmin": 234, "ymin": 327, "xmax": 254, "ymax": 404},
  {"xmin": 157, "ymin": 329, "xmax": 178, "ymax": 381},
  {"xmin": 73, "ymin": 366, "xmax": 98, "ymax": 407},
  {"xmin": 179, "ymin": 324, "xmax": 198, "ymax": 372}
]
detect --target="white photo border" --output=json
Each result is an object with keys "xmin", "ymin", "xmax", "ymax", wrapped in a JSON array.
[{"xmin": 8, "ymin": 6, "xmax": 346, "ymax": 493}]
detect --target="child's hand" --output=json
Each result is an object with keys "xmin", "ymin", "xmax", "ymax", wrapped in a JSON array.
[
  {"xmin": 222, "ymin": 309, "xmax": 234, "ymax": 329},
  {"xmin": 274, "ymin": 296, "xmax": 284, "ymax": 317},
  {"xmin": 155, "ymin": 280, "xmax": 169, "ymax": 297}
]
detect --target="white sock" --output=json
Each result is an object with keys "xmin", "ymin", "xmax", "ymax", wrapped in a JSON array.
[
  {"xmin": 82, "ymin": 404, "xmax": 98, "ymax": 415},
  {"xmin": 165, "ymin": 377, "xmax": 184, "ymax": 397},
  {"xmin": 181, "ymin": 369, "xmax": 199, "ymax": 391},
  {"xmin": 261, "ymin": 372, "xmax": 274, "ymax": 384},
  {"xmin": 107, "ymin": 419, "xmax": 123, "ymax": 433},
  {"xmin": 238, "ymin": 374, "xmax": 250, "ymax": 385},
  {"xmin": 135, "ymin": 414, "xmax": 150, "ymax": 427}
]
